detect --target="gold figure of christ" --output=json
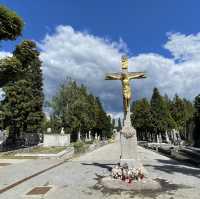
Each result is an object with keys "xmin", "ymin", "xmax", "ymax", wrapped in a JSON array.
[{"xmin": 105, "ymin": 56, "xmax": 146, "ymax": 114}]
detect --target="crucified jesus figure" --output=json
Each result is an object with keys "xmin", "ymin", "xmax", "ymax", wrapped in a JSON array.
[{"xmin": 105, "ymin": 56, "xmax": 146, "ymax": 115}]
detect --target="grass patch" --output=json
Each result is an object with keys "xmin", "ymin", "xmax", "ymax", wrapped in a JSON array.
[
  {"xmin": 29, "ymin": 146, "xmax": 67, "ymax": 154},
  {"xmin": 73, "ymin": 141, "xmax": 90, "ymax": 154},
  {"xmin": 85, "ymin": 140, "xmax": 94, "ymax": 145},
  {"xmin": 0, "ymin": 146, "xmax": 68, "ymax": 159}
]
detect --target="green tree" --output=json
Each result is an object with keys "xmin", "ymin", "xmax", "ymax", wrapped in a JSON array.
[
  {"xmin": 170, "ymin": 95, "xmax": 185, "ymax": 134},
  {"xmin": 0, "ymin": 5, "xmax": 24, "ymax": 41},
  {"xmin": 2, "ymin": 41, "xmax": 44, "ymax": 145},
  {"xmin": 150, "ymin": 88, "xmax": 175, "ymax": 141},
  {"xmin": 103, "ymin": 114, "xmax": 113, "ymax": 139},
  {"xmin": 131, "ymin": 98, "xmax": 152, "ymax": 141},
  {"xmin": 49, "ymin": 81, "xmax": 112, "ymax": 141},
  {"xmin": 183, "ymin": 98, "xmax": 194, "ymax": 140},
  {"xmin": 112, "ymin": 118, "xmax": 115, "ymax": 129},
  {"xmin": 193, "ymin": 95, "xmax": 200, "ymax": 147},
  {"xmin": 50, "ymin": 81, "xmax": 80, "ymax": 136},
  {"xmin": 13, "ymin": 41, "xmax": 44, "ymax": 135},
  {"xmin": 0, "ymin": 5, "xmax": 24, "ymax": 87},
  {"xmin": 117, "ymin": 118, "xmax": 122, "ymax": 131},
  {"xmin": 0, "ymin": 56, "xmax": 22, "ymax": 87},
  {"xmin": 93, "ymin": 97, "xmax": 112, "ymax": 138},
  {"xmin": 2, "ymin": 80, "xmax": 32, "ymax": 142},
  {"xmin": 0, "ymin": 6, "xmax": 44, "ymax": 146}
]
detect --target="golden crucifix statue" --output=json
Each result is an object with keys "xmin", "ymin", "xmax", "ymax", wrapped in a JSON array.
[{"xmin": 105, "ymin": 56, "xmax": 146, "ymax": 115}]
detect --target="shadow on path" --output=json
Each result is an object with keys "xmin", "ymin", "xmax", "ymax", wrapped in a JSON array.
[
  {"xmin": 81, "ymin": 162, "xmax": 115, "ymax": 172},
  {"xmin": 144, "ymin": 159, "xmax": 200, "ymax": 179}
]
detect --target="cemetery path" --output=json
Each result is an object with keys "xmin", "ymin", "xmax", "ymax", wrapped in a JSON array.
[{"xmin": 0, "ymin": 141, "xmax": 200, "ymax": 199}]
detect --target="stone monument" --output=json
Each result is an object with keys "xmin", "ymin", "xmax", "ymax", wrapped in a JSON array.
[
  {"xmin": 78, "ymin": 131, "xmax": 81, "ymax": 141},
  {"xmin": 47, "ymin": 127, "xmax": 52, "ymax": 134},
  {"xmin": 95, "ymin": 133, "xmax": 98, "ymax": 140},
  {"xmin": 102, "ymin": 56, "xmax": 162, "ymax": 190},
  {"xmin": 88, "ymin": 131, "xmax": 91, "ymax": 141},
  {"xmin": 105, "ymin": 55, "xmax": 146, "ymax": 171},
  {"xmin": 165, "ymin": 131, "xmax": 170, "ymax": 143},
  {"xmin": 60, "ymin": 127, "xmax": 65, "ymax": 135},
  {"xmin": 43, "ymin": 127, "xmax": 70, "ymax": 147}
]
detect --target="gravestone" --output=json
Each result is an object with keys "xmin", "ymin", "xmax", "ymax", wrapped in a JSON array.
[
  {"xmin": 165, "ymin": 131, "xmax": 170, "ymax": 143},
  {"xmin": 78, "ymin": 131, "xmax": 81, "ymax": 141},
  {"xmin": 47, "ymin": 128, "xmax": 52, "ymax": 134},
  {"xmin": 95, "ymin": 133, "xmax": 98, "ymax": 140},
  {"xmin": 88, "ymin": 131, "xmax": 91, "ymax": 141},
  {"xmin": 0, "ymin": 130, "xmax": 4, "ymax": 151},
  {"xmin": 157, "ymin": 134, "xmax": 160, "ymax": 143}
]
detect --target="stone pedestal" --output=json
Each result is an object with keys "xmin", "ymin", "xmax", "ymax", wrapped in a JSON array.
[{"xmin": 120, "ymin": 109, "xmax": 141, "ymax": 169}]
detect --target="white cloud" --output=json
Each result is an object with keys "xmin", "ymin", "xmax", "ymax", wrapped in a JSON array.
[
  {"xmin": 39, "ymin": 26, "xmax": 200, "ymax": 114},
  {"xmin": 1, "ymin": 27, "xmax": 200, "ymax": 116},
  {"xmin": 129, "ymin": 32, "xmax": 200, "ymax": 100},
  {"xmin": 108, "ymin": 112, "xmax": 124, "ymax": 120},
  {"xmin": 39, "ymin": 25, "xmax": 126, "ymax": 113},
  {"xmin": 164, "ymin": 32, "xmax": 200, "ymax": 61},
  {"xmin": 0, "ymin": 51, "xmax": 11, "ymax": 59}
]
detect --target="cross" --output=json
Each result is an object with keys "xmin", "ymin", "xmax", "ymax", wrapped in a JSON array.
[{"xmin": 105, "ymin": 55, "xmax": 146, "ymax": 115}]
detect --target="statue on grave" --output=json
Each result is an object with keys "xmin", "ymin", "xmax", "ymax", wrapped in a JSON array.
[{"xmin": 60, "ymin": 127, "xmax": 65, "ymax": 135}]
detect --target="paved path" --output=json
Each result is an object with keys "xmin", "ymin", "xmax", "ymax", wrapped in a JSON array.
[{"xmin": 0, "ymin": 142, "xmax": 200, "ymax": 199}]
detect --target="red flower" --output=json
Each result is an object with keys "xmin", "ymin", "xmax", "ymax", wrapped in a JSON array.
[{"xmin": 128, "ymin": 178, "xmax": 132, "ymax": 183}]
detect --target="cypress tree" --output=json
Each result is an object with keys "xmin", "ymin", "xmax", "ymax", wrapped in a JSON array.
[
  {"xmin": 117, "ymin": 118, "xmax": 122, "ymax": 131},
  {"xmin": 131, "ymin": 98, "xmax": 152, "ymax": 140},
  {"xmin": 2, "ymin": 41, "xmax": 43, "ymax": 145},
  {"xmin": 93, "ymin": 97, "xmax": 111, "ymax": 137},
  {"xmin": 150, "ymin": 88, "xmax": 175, "ymax": 141},
  {"xmin": 170, "ymin": 95, "xmax": 186, "ymax": 136},
  {"xmin": 50, "ymin": 81, "xmax": 112, "ymax": 141},
  {"xmin": 112, "ymin": 118, "xmax": 115, "ymax": 129},
  {"xmin": 193, "ymin": 95, "xmax": 200, "ymax": 147},
  {"xmin": 13, "ymin": 40, "xmax": 44, "ymax": 135}
]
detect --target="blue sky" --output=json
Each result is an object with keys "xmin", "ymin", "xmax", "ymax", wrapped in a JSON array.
[
  {"xmin": 2, "ymin": 0, "xmax": 200, "ymax": 55},
  {"xmin": 1, "ymin": 0, "xmax": 200, "ymax": 117}
]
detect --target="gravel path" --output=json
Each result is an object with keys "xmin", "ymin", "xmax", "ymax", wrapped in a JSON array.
[{"xmin": 0, "ymin": 141, "xmax": 200, "ymax": 199}]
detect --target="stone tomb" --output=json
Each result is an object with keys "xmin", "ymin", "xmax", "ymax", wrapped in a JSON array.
[{"xmin": 43, "ymin": 134, "xmax": 70, "ymax": 147}]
